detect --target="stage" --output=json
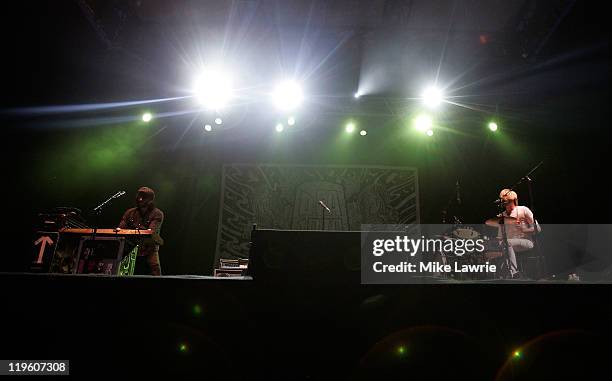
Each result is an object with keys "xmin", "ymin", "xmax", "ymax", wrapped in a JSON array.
[
  {"xmin": 3, "ymin": 0, "xmax": 611, "ymax": 378},
  {"xmin": 2, "ymin": 272, "xmax": 610, "ymax": 378}
]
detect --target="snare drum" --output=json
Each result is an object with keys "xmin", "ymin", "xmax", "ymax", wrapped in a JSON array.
[{"xmin": 452, "ymin": 227, "xmax": 480, "ymax": 239}]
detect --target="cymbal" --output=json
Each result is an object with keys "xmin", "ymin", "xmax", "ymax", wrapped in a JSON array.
[{"xmin": 485, "ymin": 216, "xmax": 517, "ymax": 226}]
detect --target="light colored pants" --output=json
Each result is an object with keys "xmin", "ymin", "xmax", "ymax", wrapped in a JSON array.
[{"xmin": 506, "ymin": 238, "xmax": 534, "ymax": 275}]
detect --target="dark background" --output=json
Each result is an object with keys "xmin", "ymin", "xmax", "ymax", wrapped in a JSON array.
[{"xmin": 1, "ymin": 0, "xmax": 610, "ymax": 275}]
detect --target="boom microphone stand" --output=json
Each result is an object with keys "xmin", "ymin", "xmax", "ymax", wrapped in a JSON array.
[
  {"xmin": 91, "ymin": 190, "xmax": 126, "ymax": 241},
  {"xmin": 498, "ymin": 161, "xmax": 544, "ymax": 278},
  {"xmin": 441, "ymin": 180, "xmax": 463, "ymax": 225},
  {"xmin": 495, "ymin": 201, "xmax": 514, "ymax": 279},
  {"xmin": 318, "ymin": 200, "xmax": 331, "ymax": 230},
  {"xmin": 501, "ymin": 161, "xmax": 542, "ymax": 221}
]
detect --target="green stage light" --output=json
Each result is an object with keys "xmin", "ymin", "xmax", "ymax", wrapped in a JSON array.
[
  {"xmin": 488, "ymin": 122, "xmax": 498, "ymax": 131},
  {"xmin": 513, "ymin": 350, "xmax": 522, "ymax": 359},
  {"xmin": 426, "ymin": 129, "xmax": 434, "ymax": 136},
  {"xmin": 414, "ymin": 115, "xmax": 432, "ymax": 132},
  {"xmin": 142, "ymin": 112, "xmax": 152, "ymax": 122},
  {"xmin": 397, "ymin": 345, "xmax": 407, "ymax": 356},
  {"xmin": 345, "ymin": 123, "xmax": 355, "ymax": 133}
]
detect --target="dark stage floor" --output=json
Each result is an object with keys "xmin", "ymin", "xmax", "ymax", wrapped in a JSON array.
[{"xmin": 2, "ymin": 272, "xmax": 611, "ymax": 379}]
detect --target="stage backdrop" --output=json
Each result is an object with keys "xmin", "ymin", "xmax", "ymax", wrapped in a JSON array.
[{"xmin": 214, "ymin": 164, "xmax": 419, "ymax": 263}]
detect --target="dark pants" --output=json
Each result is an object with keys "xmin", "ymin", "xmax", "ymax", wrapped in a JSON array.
[{"xmin": 135, "ymin": 252, "xmax": 162, "ymax": 276}]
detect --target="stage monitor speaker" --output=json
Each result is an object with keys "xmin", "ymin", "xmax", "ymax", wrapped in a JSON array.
[{"xmin": 246, "ymin": 227, "xmax": 361, "ymax": 285}]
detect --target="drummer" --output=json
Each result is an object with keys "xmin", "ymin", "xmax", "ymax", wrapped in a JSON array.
[{"xmin": 495, "ymin": 189, "xmax": 536, "ymax": 278}]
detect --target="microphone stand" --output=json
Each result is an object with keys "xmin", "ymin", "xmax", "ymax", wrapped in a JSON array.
[
  {"xmin": 498, "ymin": 161, "xmax": 544, "ymax": 278},
  {"xmin": 91, "ymin": 191, "xmax": 126, "ymax": 241},
  {"xmin": 441, "ymin": 181, "xmax": 461, "ymax": 232},
  {"xmin": 318, "ymin": 201, "xmax": 332, "ymax": 230},
  {"xmin": 497, "ymin": 204, "xmax": 513, "ymax": 279},
  {"xmin": 502, "ymin": 161, "xmax": 543, "ymax": 213},
  {"xmin": 523, "ymin": 162, "xmax": 543, "ymax": 277},
  {"xmin": 322, "ymin": 204, "xmax": 325, "ymax": 231}
]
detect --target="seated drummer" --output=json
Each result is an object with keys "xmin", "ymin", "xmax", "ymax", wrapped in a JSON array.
[
  {"xmin": 118, "ymin": 187, "xmax": 164, "ymax": 276},
  {"xmin": 496, "ymin": 189, "xmax": 536, "ymax": 278}
]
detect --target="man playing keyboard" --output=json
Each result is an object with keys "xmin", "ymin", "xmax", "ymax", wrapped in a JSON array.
[{"xmin": 118, "ymin": 187, "xmax": 164, "ymax": 275}]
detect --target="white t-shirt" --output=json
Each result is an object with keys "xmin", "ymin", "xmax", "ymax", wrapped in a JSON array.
[
  {"xmin": 498, "ymin": 205, "xmax": 535, "ymax": 239},
  {"xmin": 503, "ymin": 205, "xmax": 534, "ymax": 223}
]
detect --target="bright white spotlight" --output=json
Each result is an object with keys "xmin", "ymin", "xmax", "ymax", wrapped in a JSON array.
[
  {"xmin": 142, "ymin": 112, "xmax": 152, "ymax": 122},
  {"xmin": 354, "ymin": 92, "xmax": 361, "ymax": 99},
  {"xmin": 426, "ymin": 129, "xmax": 434, "ymax": 136},
  {"xmin": 275, "ymin": 123, "xmax": 284, "ymax": 132},
  {"xmin": 422, "ymin": 86, "xmax": 444, "ymax": 108},
  {"xmin": 204, "ymin": 124, "xmax": 212, "ymax": 132},
  {"xmin": 193, "ymin": 68, "xmax": 233, "ymax": 110},
  {"xmin": 488, "ymin": 122, "xmax": 498, "ymax": 132},
  {"xmin": 414, "ymin": 115, "xmax": 432, "ymax": 131},
  {"xmin": 273, "ymin": 80, "xmax": 303, "ymax": 111},
  {"xmin": 345, "ymin": 123, "xmax": 355, "ymax": 133},
  {"xmin": 360, "ymin": 130, "xmax": 367, "ymax": 136},
  {"xmin": 287, "ymin": 116, "xmax": 296, "ymax": 126},
  {"xmin": 214, "ymin": 117, "xmax": 223, "ymax": 125}
]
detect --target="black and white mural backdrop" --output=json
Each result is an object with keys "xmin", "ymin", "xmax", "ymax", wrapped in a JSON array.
[{"xmin": 215, "ymin": 164, "xmax": 419, "ymax": 262}]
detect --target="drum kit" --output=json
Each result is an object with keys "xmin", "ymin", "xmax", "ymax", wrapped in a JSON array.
[
  {"xmin": 430, "ymin": 215, "xmax": 520, "ymax": 280},
  {"xmin": 433, "ymin": 163, "xmax": 544, "ymax": 280}
]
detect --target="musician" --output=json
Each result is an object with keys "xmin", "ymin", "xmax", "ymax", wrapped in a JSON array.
[
  {"xmin": 497, "ymin": 189, "xmax": 536, "ymax": 278},
  {"xmin": 118, "ymin": 187, "xmax": 164, "ymax": 275}
]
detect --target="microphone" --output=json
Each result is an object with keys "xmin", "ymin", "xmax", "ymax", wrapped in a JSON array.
[
  {"xmin": 318, "ymin": 200, "xmax": 331, "ymax": 213},
  {"xmin": 455, "ymin": 180, "xmax": 461, "ymax": 205}
]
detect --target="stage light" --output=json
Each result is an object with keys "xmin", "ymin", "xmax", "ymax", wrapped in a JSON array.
[
  {"xmin": 426, "ymin": 129, "xmax": 434, "ymax": 136},
  {"xmin": 345, "ymin": 122, "xmax": 355, "ymax": 133},
  {"xmin": 287, "ymin": 116, "xmax": 296, "ymax": 126},
  {"xmin": 422, "ymin": 86, "xmax": 444, "ymax": 108},
  {"xmin": 204, "ymin": 124, "xmax": 212, "ymax": 132},
  {"xmin": 512, "ymin": 350, "xmax": 522, "ymax": 359},
  {"xmin": 354, "ymin": 92, "xmax": 361, "ymax": 99},
  {"xmin": 215, "ymin": 117, "xmax": 223, "ymax": 125},
  {"xmin": 414, "ymin": 115, "xmax": 432, "ymax": 132},
  {"xmin": 488, "ymin": 122, "xmax": 498, "ymax": 131},
  {"xmin": 178, "ymin": 343, "xmax": 188, "ymax": 353},
  {"xmin": 360, "ymin": 130, "xmax": 367, "ymax": 136},
  {"xmin": 142, "ymin": 112, "xmax": 152, "ymax": 122},
  {"xmin": 273, "ymin": 80, "xmax": 303, "ymax": 111},
  {"xmin": 193, "ymin": 304, "xmax": 202, "ymax": 315},
  {"xmin": 397, "ymin": 345, "xmax": 407, "ymax": 356},
  {"xmin": 276, "ymin": 123, "xmax": 284, "ymax": 132},
  {"xmin": 193, "ymin": 68, "xmax": 232, "ymax": 110}
]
